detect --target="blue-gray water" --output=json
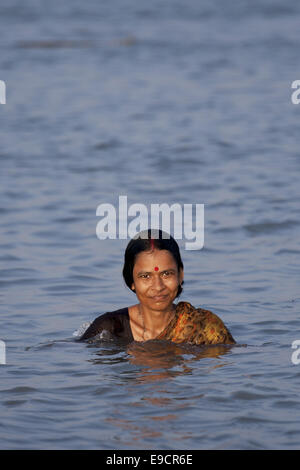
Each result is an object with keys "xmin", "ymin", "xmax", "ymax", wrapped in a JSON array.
[{"xmin": 1, "ymin": 0, "xmax": 300, "ymax": 450}]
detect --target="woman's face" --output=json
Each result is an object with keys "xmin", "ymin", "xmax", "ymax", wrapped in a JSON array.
[{"xmin": 131, "ymin": 249, "xmax": 184, "ymax": 312}]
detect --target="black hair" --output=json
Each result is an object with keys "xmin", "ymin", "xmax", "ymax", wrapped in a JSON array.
[{"xmin": 122, "ymin": 229, "xmax": 184, "ymax": 298}]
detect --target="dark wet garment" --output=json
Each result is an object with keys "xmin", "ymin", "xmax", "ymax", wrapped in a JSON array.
[{"xmin": 79, "ymin": 307, "xmax": 133, "ymax": 342}]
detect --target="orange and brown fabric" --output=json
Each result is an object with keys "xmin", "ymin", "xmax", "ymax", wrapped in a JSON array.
[{"xmin": 156, "ymin": 301, "xmax": 235, "ymax": 345}]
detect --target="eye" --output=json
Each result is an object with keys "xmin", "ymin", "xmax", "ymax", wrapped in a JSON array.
[{"xmin": 162, "ymin": 271, "xmax": 173, "ymax": 277}]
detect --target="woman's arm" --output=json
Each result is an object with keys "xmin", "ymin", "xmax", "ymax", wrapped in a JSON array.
[{"xmin": 78, "ymin": 313, "xmax": 112, "ymax": 341}]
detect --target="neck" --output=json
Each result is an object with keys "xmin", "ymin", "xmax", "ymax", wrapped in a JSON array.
[{"xmin": 138, "ymin": 303, "xmax": 176, "ymax": 339}]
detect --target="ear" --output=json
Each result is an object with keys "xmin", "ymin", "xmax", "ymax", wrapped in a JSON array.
[{"xmin": 131, "ymin": 283, "xmax": 135, "ymax": 291}]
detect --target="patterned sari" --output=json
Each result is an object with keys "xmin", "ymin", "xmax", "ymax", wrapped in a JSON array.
[{"xmin": 156, "ymin": 301, "xmax": 235, "ymax": 345}]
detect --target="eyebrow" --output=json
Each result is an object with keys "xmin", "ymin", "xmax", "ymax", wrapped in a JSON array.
[{"xmin": 137, "ymin": 268, "xmax": 176, "ymax": 276}]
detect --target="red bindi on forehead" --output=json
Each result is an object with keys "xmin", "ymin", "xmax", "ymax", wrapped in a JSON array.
[{"xmin": 154, "ymin": 266, "xmax": 159, "ymax": 271}]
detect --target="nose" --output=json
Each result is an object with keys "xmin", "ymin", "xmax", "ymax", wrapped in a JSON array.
[{"xmin": 151, "ymin": 274, "xmax": 166, "ymax": 293}]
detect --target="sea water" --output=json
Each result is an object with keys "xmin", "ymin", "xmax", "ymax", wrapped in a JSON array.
[{"xmin": 0, "ymin": 0, "xmax": 300, "ymax": 449}]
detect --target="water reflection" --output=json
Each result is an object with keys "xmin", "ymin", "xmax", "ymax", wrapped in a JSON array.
[
  {"xmin": 101, "ymin": 341, "xmax": 235, "ymax": 446},
  {"xmin": 105, "ymin": 416, "xmax": 164, "ymax": 445},
  {"xmin": 87, "ymin": 339, "xmax": 234, "ymax": 382},
  {"xmin": 124, "ymin": 340, "xmax": 233, "ymax": 384}
]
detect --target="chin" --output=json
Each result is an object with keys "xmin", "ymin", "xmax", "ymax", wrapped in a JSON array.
[{"xmin": 149, "ymin": 296, "xmax": 174, "ymax": 309}]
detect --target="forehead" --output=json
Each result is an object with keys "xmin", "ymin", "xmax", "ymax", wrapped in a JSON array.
[{"xmin": 133, "ymin": 249, "xmax": 177, "ymax": 271}]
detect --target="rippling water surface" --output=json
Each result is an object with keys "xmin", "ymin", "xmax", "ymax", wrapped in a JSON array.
[{"xmin": 1, "ymin": 0, "xmax": 300, "ymax": 450}]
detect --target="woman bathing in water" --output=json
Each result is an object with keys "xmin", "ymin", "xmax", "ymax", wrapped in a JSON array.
[{"xmin": 79, "ymin": 229, "xmax": 235, "ymax": 345}]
